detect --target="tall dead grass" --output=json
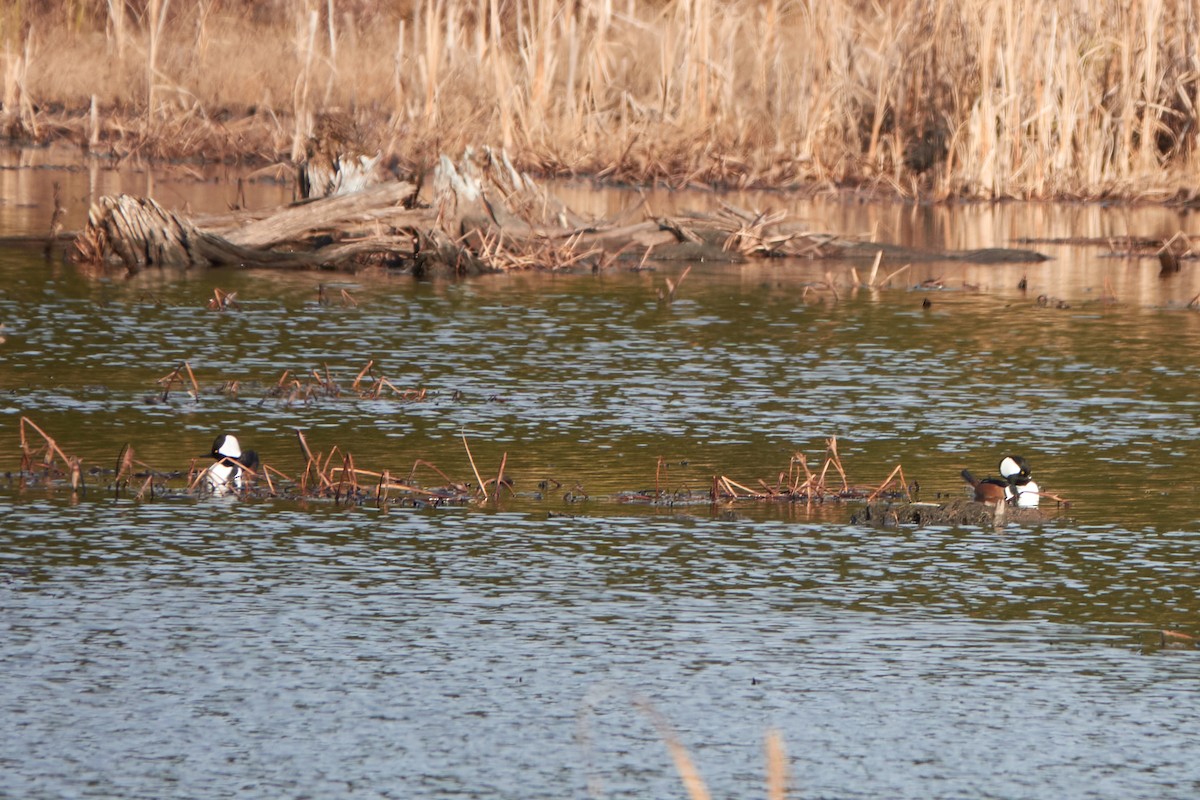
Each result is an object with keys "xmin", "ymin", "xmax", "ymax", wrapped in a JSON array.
[{"xmin": 4, "ymin": 0, "xmax": 1199, "ymax": 200}]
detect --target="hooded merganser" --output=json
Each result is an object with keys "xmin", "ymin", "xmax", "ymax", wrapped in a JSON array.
[
  {"xmin": 203, "ymin": 434, "xmax": 259, "ymax": 494},
  {"xmin": 961, "ymin": 455, "xmax": 1040, "ymax": 507}
]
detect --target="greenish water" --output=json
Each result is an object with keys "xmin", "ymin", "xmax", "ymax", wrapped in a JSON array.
[{"xmin": 1, "ymin": 158, "xmax": 1200, "ymax": 799}]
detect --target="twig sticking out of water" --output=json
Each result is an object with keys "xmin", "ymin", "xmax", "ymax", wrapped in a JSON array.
[
  {"xmin": 824, "ymin": 270, "xmax": 840, "ymax": 302},
  {"xmin": 867, "ymin": 463, "xmax": 911, "ymax": 501},
  {"xmin": 462, "ymin": 430, "xmax": 487, "ymax": 500},
  {"xmin": 18, "ymin": 416, "xmax": 74, "ymax": 475},
  {"xmin": 156, "ymin": 361, "xmax": 201, "ymax": 401},
  {"xmin": 296, "ymin": 428, "xmax": 335, "ymax": 493},
  {"xmin": 658, "ymin": 264, "xmax": 692, "ymax": 304},
  {"xmin": 684, "ymin": 437, "xmax": 908, "ymax": 506},
  {"xmin": 714, "ymin": 474, "xmax": 759, "ymax": 500},
  {"xmin": 206, "ymin": 287, "xmax": 239, "ymax": 311},
  {"xmin": 867, "ymin": 249, "xmax": 882, "ymax": 287},
  {"xmin": 115, "ymin": 442, "xmax": 135, "ymax": 497},
  {"xmin": 824, "ymin": 436, "xmax": 849, "ymax": 493},
  {"xmin": 351, "ymin": 360, "xmax": 426, "ymax": 400},
  {"xmin": 484, "ymin": 451, "xmax": 513, "ymax": 498}
]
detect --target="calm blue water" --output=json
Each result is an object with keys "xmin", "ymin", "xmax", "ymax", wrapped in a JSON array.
[{"xmin": 3, "ymin": 499, "xmax": 1199, "ymax": 800}]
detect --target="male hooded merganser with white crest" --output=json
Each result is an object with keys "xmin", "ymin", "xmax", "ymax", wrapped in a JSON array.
[
  {"xmin": 961, "ymin": 455, "xmax": 1040, "ymax": 507},
  {"xmin": 203, "ymin": 434, "xmax": 259, "ymax": 493}
]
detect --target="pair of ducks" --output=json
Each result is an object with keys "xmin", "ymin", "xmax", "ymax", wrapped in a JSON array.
[
  {"xmin": 962, "ymin": 455, "xmax": 1040, "ymax": 508},
  {"xmin": 203, "ymin": 432, "xmax": 1042, "ymax": 507}
]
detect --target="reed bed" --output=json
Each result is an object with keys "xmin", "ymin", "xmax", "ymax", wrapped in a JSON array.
[
  {"xmin": 11, "ymin": 415, "xmax": 478, "ymax": 506},
  {"xmin": 624, "ymin": 436, "xmax": 912, "ymax": 506},
  {"xmin": 2, "ymin": 1, "xmax": 1198, "ymax": 200},
  {"xmin": 12, "ymin": 413, "xmax": 910, "ymax": 513}
]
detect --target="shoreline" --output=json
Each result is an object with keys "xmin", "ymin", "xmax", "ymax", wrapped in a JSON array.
[
  {"xmin": 1, "ymin": 2, "xmax": 1196, "ymax": 204},
  {"xmin": 6, "ymin": 117, "xmax": 1199, "ymax": 211}
]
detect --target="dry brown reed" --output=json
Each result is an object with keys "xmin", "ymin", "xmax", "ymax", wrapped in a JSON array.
[
  {"xmin": 18, "ymin": 418, "xmax": 169, "ymax": 496},
  {"xmin": 206, "ymin": 287, "xmax": 239, "ymax": 311},
  {"xmin": 658, "ymin": 264, "xmax": 692, "ymax": 304},
  {"xmin": 4, "ymin": 1, "xmax": 1199, "ymax": 199},
  {"xmin": 18, "ymin": 416, "xmax": 83, "ymax": 493},
  {"xmin": 580, "ymin": 692, "xmax": 792, "ymax": 800},
  {"xmin": 709, "ymin": 436, "xmax": 907, "ymax": 504},
  {"xmin": 461, "ymin": 430, "xmax": 488, "ymax": 500},
  {"xmin": 293, "ymin": 428, "xmax": 472, "ymax": 504},
  {"xmin": 156, "ymin": 361, "xmax": 200, "ymax": 401},
  {"xmin": 18, "ymin": 416, "xmax": 73, "ymax": 474}
]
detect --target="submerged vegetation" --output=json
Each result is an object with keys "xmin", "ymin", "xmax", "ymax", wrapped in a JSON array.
[{"xmin": 2, "ymin": 0, "xmax": 1199, "ymax": 200}]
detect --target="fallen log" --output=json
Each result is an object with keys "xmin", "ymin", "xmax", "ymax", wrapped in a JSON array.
[{"xmin": 68, "ymin": 146, "xmax": 1048, "ymax": 275}]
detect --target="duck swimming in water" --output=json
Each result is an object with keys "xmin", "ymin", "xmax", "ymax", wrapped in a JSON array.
[
  {"xmin": 203, "ymin": 434, "xmax": 259, "ymax": 494},
  {"xmin": 961, "ymin": 455, "xmax": 1040, "ymax": 508}
]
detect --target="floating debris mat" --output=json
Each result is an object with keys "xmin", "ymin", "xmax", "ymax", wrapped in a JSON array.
[{"xmin": 851, "ymin": 498, "xmax": 1063, "ymax": 529}]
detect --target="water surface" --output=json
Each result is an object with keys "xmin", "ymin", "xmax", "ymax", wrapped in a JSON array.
[{"xmin": 1, "ymin": 153, "xmax": 1199, "ymax": 799}]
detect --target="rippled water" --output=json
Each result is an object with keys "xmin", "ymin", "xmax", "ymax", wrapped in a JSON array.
[{"xmin": 1, "ymin": 155, "xmax": 1199, "ymax": 799}]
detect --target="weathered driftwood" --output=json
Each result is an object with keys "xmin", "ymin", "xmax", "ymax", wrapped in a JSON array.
[{"xmin": 70, "ymin": 146, "xmax": 1049, "ymax": 274}]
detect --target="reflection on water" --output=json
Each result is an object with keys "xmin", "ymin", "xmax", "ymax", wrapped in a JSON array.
[{"xmin": 2, "ymin": 155, "xmax": 1200, "ymax": 799}]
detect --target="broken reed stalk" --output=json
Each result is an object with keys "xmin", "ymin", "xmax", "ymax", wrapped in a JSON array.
[
  {"xmin": 408, "ymin": 458, "xmax": 455, "ymax": 485},
  {"xmin": 206, "ymin": 287, "xmax": 239, "ymax": 310},
  {"xmin": 68, "ymin": 456, "xmax": 82, "ymax": 493},
  {"xmin": 377, "ymin": 468, "xmax": 390, "ymax": 509},
  {"xmin": 183, "ymin": 362, "xmax": 200, "ymax": 395},
  {"xmin": 867, "ymin": 463, "xmax": 910, "ymax": 501},
  {"xmin": 867, "ymin": 250, "xmax": 883, "ymax": 287},
  {"xmin": 156, "ymin": 361, "xmax": 200, "ymax": 400},
  {"xmin": 824, "ymin": 436, "xmax": 850, "ymax": 492},
  {"xmin": 824, "ymin": 270, "xmax": 840, "ymax": 302},
  {"xmin": 881, "ymin": 263, "xmax": 911, "ymax": 286},
  {"xmin": 134, "ymin": 474, "xmax": 155, "ymax": 500},
  {"xmin": 295, "ymin": 428, "xmax": 335, "ymax": 492},
  {"xmin": 320, "ymin": 447, "xmax": 343, "ymax": 485},
  {"xmin": 335, "ymin": 451, "xmax": 358, "ymax": 499},
  {"xmin": 715, "ymin": 475, "xmax": 760, "ymax": 500},
  {"xmin": 789, "ymin": 452, "xmax": 813, "ymax": 494},
  {"xmin": 260, "ymin": 463, "xmax": 281, "ymax": 495},
  {"xmin": 461, "ymin": 430, "xmax": 487, "ymax": 500},
  {"xmin": 18, "ymin": 416, "xmax": 74, "ymax": 473},
  {"xmin": 115, "ymin": 442, "xmax": 135, "ymax": 497},
  {"xmin": 663, "ymin": 264, "xmax": 692, "ymax": 303},
  {"xmin": 352, "ymin": 359, "xmax": 374, "ymax": 392},
  {"xmin": 491, "ymin": 451, "xmax": 510, "ymax": 497}
]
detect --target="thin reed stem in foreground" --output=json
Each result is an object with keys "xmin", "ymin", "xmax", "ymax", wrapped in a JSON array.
[{"xmin": 461, "ymin": 430, "xmax": 487, "ymax": 500}]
